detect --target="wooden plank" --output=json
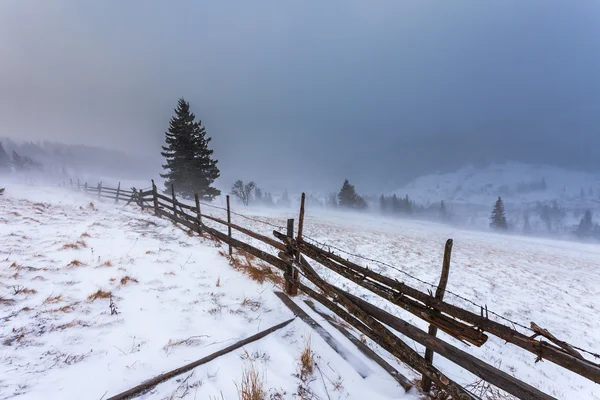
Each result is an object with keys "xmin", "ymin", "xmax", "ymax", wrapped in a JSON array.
[
  {"xmin": 273, "ymin": 291, "xmax": 371, "ymax": 378},
  {"xmin": 201, "ymin": 214, "xmax": 286, "ymax": 251},
  {"xmin": 423, "ymin": 239, "xmax": 453, "ymax": 392},
  {"xmin": 304, "ymin": 299, "xmax": 412, "ymax": 392},
  {"xmin": 155, "ymin": 192, "xmax": 172, "ymax": 203},
  {"xmin": 340, "ymin": 291, "xmax": 556, "ymax": 400},
  {"xmin": 106, "ymin": 318, "xmax": 295, "ymax": 400}
]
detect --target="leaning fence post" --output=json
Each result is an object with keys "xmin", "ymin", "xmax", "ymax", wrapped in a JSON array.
[
  {"xmin": 422, "ymin": 238, "xmax": 453, "ymax": 393},
  {"xmin": 151, "ymin": 180, "xmax": 159, "ymax": 216},
  {"xmin": 194, "ymin": 193, "xmax": 202, "ymax": 234},
  {"xmin": 171, "ymin": 184, "xmax": 177, "ymax": 219},
  {"xmin": 115, "ymin": 182, "xmax": 121, "ymax": 203},
  {"xmin": 226, "ymin": 195, "xmax": 232, "ymax": 256}
]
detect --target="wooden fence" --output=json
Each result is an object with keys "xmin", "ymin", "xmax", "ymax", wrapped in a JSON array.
[{"xmin": 73, "ymin": 180, "xmax": 600, "ymax": 400}]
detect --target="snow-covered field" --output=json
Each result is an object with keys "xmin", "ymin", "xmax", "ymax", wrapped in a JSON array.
[
  {"xmin": 200, "ymin": 202, "xmax": 600, "ymax": 399},
  {"xmin": 0, "ymin": 185, "xmax": 416, "ymax": 400},
  {"xmin": 2, "ymin": 183, "xmax": 600, "ymax": 400}
]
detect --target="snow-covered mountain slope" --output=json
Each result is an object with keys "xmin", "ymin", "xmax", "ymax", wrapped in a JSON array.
[
  {"xmin": 0, "ymin": 185, "xmax": 414, "ymax": 400},
  {"xmin": 394, "ymin": 161, "xmax": 600, "ymax": 208}
]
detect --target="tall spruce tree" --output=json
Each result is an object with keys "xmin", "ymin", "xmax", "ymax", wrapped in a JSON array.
[
  {"xmin": 490, "ymin": 196, "xmax": 508, "ymax": 230},
  {"xmin": 160, "ymin": 98, "xmax": 220, "ymax": 199},
  {"xmin": 338, "ymin": 179, "xmax": 357, "ymax": 208}
]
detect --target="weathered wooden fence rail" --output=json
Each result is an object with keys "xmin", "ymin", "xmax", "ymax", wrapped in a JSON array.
[{"xmin": 74, "ymin": 179, "xmax": 600, "ymax": 400}]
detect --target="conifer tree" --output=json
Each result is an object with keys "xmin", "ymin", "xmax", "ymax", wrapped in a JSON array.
[
  {"xmin": 279, "ymin": 190, "xmax": 291, "ymax": 207},
  {"xmin": 490, "ymin": 196, "xmax": 508, "ymax": 230},
  {"xmin": 160, "ymin": 98, "xmax": 220, "ymax": 199},
  {"xmin": 575, "ymin": 210, "xmax": 594, "ymax": 238},
  {"xmin": 12, "ymin": 151, "xmax": 24, "ymax": 170},
  {"xmin": 523, "ymin": 212, "xmax": 532, "ymax": 234},
  {"xmin": 338, "ymin": 179, "xmax": 358, "ymax": 208},
  {"xmin": 439, "ymin": 200, "xmax": 448, "ymax": 221}
]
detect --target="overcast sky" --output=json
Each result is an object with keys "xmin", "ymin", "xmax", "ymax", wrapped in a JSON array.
[{"xmin": 1, "ymin": 1, "xmax": 599, "ymax": 192}]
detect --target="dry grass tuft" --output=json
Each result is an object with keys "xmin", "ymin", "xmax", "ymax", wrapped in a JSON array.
[
  {"xmin": 21, "ymin": 288, "xmax": 37, "ymax": 295},
  {"xmin": 163, "ymin": 335, "xmax": 208, "ymax": 352},
  {"xmin": 120, "ymin": 276, "xmax": 138, "ymax": 285},
  {"xmin": 216, "ymin": 277, "xmax": 221, "ymax": 287},
  {"xmin": 241, "ymin": 297, "xmax": 261, "ymax": 312},
  {"xmin": 52, "ymin": 319, "xmax": 91, "ymax": 331},
  {"xmin": 237, "ymin": 364, "xmax": 266, "ymax": 400},
  {"xmin": 44, "ymin": 294, "xmax": 63, "ymax": 304},
  {"xmin": 229, "ymin": 253, "xmax": 283, "ymax": 286},
  {"xmin": 32, "ymin": 275, "xmax": 47, "ymax": 281},
  {"xmin": 101, "ymin": 260, "xmax": 113, "ymax": 267},
  {"xmin": 165, "ymin": 271, "xmax": 176, "ymax": 276},
  {"xmin": 299, "ymin": 338, "xmax": 314, "ymax": 380},
  {"xmin": 67, "ymin": 259, "xmax": 86, "ymax": 268},
  {"xmin": 87, "ymin": 289, "xmax": 112, "ymax": 302},
  {"xmin": 61, "ymin": 240, "xmax": 87, "ymax": 250},
  {"xmin": 10, "ymin": 262, "xmax": 21, "ymax": 270},
  {"xmin": 55, "ymin": 305, "xmax": 74, "ymax": 313},
  {"xmin": 80, "ymin": 232, "xmax": 91, "ymax": 238}
]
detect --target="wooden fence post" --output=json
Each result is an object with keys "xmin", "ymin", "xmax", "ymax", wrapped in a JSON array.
[
  {"xmin": 97, "ymin": 182, "xmax": 101, "ymax": 200},
  {"xmin": 285, "ymin": 218, "xmax": 298, "ymax": 296},
  {"xmin": 115, "ymin": 182, "xmax": 121, "ymax": 203},
  {"xmin": 151, "ymin": 180, "xmax": 159, "ymax": 216},
  {"xmin": 70, "ymin": 178, "xmax": 73, "ymax": 189},
  {"xmin": 77, "ymin": 178, "xmax": 80, "ymax": 191},
  {"xmin": 226, "ymin": 195, "xmax": 232, "ymax": 256},
  {"xmin": 84, "ymin": 182, "xmax": 88, "ymax": 193},
  {"xmin": 171, "ymin": 184, "xmax": 177, "ymax": 219},
  {"xmin": 194, "ymin": 193, "xmax": 202, "ymax": 233},
  {"xmin": 422, "ymin": 238, "xmax": 453, "ymax": 392}
]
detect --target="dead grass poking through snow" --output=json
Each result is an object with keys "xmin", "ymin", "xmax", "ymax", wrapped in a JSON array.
[
  {"xmin": 67, "ymin": 259, "xmax": 86, "ymax": 268},
  {"xmin": 100, "ymin": 260, "xmax": 113, "ymax": 267},
  {"xmin": 163, "ymin": 335, "xmax": 208, "ymax": 352},
  {"xmin": 44, "ymin": 294, "xmax": 63, "ymax": 304},
  {"xmin": 61, "ymin": 240, "xmax": 87, "ymax": 250},
  {"xmin": 237, "ymin": 363, "xmax": 266, "ymax": 400},
  {"xmin": 230, "ymin": 251, "xmax": 284, "ymax": 286},
  {"xmin": 80, "ymin": 232, "xmax": 91, "ymax": 238},
  {"xmin": 87, "ymin": 289, "xmax": 112, "ymax": 302},
  {"xmin": 120, "ymin": 276, "xmax": 138, "ymax": 285},
  {"xmin": 299, "ymin": 338, "xmax": 314, "ymax": 380}
]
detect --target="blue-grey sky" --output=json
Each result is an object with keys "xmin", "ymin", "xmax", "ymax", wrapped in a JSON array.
[{"xmin": 1, "ymin": 1, "xmax": 599, "ymax": 192}]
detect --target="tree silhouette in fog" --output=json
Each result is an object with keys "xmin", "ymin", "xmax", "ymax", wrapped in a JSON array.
[{"xmin": 160, "ymin": 98, "xmax": 220, "ymax": 199}]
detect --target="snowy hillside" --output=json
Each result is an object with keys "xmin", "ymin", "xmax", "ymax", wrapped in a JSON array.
[
  {"xmin": 392, "ymin": 162, "xmax": 600, "ymax": 233},
  {"xmin": 2, "ymin": 183, "xmax": 599, "ymax": 399},
  {"xmin": 0, "ymin": 185, "xmax": 416, "ymax": 400},
  {"xmin": 394, "ymin": 162, "xmax": 600, "ymax": 207}
]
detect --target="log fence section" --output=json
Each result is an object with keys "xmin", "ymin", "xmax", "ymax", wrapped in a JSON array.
[{"xmin": 73, "ymin": 180, "xmax": 599, "ymax": 400}]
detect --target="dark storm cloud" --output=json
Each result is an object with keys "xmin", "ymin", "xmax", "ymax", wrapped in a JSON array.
[{"xmin": 1, "ymin": 1, "xmax": 599, "ymax": 192}]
